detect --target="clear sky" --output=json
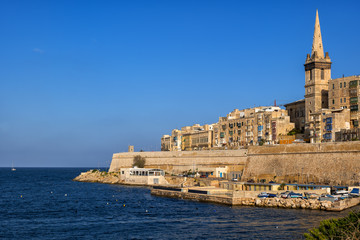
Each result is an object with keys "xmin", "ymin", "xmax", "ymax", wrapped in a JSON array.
[{"xmin": 1, "ymin": 0, "xmax": 359, "ymax": 167}]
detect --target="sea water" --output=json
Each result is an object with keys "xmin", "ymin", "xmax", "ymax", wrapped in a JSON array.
[{"xmin": 0, "ymin": 168, "xmax": 358, "ymax": 239}]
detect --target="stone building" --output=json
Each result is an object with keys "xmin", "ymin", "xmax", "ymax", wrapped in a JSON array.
[
  {"xmin": 161, "ymin": 124, "xmax": 214, "ymax": 151},
  {"xmin": 308, "ymin": 109, "xmax": 350, "ymax": 142},
  {"xmin": 284, "ymin": 99, "xmax": 305, "ymax": 133},
  {"xmin": 162, "ymin": 10, "xmax": 359, "ymax": 149},
  {"xmin": 328, "ymin": 76, "xmax": 360, "ymax": 128},
  {"xmin": 181, "ymin": 124, "xmax": 214, "ymax": 151},
  {"xmin": 285, "ymin": 10, "xmax": 359, "ymax": 143},
  {"xmin": 161, "ymin": 135, "xmax": 171, "ymax": 151}
]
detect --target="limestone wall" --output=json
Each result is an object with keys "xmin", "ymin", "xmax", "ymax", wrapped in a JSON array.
[
  {"xmin": 243, "ymin": 141, "xmax": 360, "ymax": 185},
  {"xmin": 109, "ymin": 142, "xmax": 360, "ymax": 185},
  {"xmin": 109, "ymin": 150, "xmax": 247, "ymax": 174}
]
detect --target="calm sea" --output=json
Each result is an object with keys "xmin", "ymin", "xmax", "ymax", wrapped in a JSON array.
[{"xmin": 0, "ymin": 168, "xmax": 358, "ymax": 239}]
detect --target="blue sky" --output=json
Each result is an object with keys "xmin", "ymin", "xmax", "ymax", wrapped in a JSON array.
[{"xmin": 1, "ymin": 1, "xmax": 359, "ymax": 167}]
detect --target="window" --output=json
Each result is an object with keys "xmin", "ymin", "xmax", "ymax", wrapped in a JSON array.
[
  {"xmin": 332, "ymin": 99, "xmax": 335, "ymax": 104},
  {"xmin": 340, "ymin": 83, "xmax": 342, "ymax": 88},
  {"xmin": 310, "ymin": 70, "xmax": 312, "ymax": 80},
  {"xmin": 340, "ymin": 98, "xmax": 342, "ymax": 103},
  {"xmin": 344, "ymin": 82, "xmax": 346, "ymax": 88},
  {"xmin": 332, "ymin": 84, "xmax": 334, "ymax": 89},
  {"xmin": 344, "ymin": 98, "xmax": 346, "ymax": 103},
  {"xmin": 321, "ymin": 69, "xmax": 324, "ymax": 79}
]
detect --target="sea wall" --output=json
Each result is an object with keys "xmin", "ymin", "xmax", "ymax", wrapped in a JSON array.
[
  {"xmin": 243, "ymin": 141, "xmax": 360, "ymax": 185},
  {"xmin": 109, "ymin": 141, "xmax": 360, "ymax": 185},
  {"xmin": 109, "ymin": 150, "xmax": 247, "ymax": 174}
]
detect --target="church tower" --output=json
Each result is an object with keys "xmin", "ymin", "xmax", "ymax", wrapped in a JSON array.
[{"xmin": 304, "ymin": 10, "xmax": 331, "ymax": 131}]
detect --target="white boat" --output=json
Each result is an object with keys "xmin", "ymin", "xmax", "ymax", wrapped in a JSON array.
[{"xmin": 11, "ymin": 161, "xmax": 16, "ymax": 171}]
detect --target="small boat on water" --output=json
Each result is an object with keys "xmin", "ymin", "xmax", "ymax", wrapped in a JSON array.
[{"xmin": 11, "ymin": 161, "xmax": 16, "ymax": 171}]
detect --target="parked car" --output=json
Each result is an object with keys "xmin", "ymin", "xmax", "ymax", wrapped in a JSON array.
[
  {"xmin": 232, "ymin": 178, "xmax": 238, "ymax": 181},
  {"xmin": 268, "ymin": 193, "xmax": 277, "ymax": 198},
  {"xmin": 280, "ymin": 191, "xmax": 291, "ymax": 198},
  {"xmin": 287, "ymin": 192, "xmax": 303, "ymax": 198},
  {"xmin": 350, "ymin": 188, "xmax": 360, "ymax": 197},
  {"xmin": 319, "ymin": 194, "xmax": 338, "ymax": 202},
  {"xmin": 247, "ymin": 179, "xmax": 255, "ymax": 183},
  {"xmin": 258, "ymin": 192, "xmax": 269, "ymax": 198}
]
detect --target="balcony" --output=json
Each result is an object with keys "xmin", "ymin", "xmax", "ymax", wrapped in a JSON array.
[
  {"xmin": 349, "ymin": 80, "xmax": 359, "ymax": 89},
  {"xmin": 350, "ymin": 97, "xmax": 358, "ymax": 104},
  {"xmin": 350, "ymin": 89, "xmax": 358, "ymax": 97}
]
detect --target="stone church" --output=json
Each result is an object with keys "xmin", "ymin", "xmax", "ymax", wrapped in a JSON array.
[{"xmin": 285, "ymin": 10, "xmax": 360, "ymax": 143}]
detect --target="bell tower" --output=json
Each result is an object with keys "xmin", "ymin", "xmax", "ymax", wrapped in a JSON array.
[{"xmin": 304, "ymin": 10, "xmax": 331, "ymax": 131}]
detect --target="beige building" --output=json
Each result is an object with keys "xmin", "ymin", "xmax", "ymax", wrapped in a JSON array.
[
  {"xmin": 213, "ymin": 106, "xmax": 294, "ymax": 148},
  {"xmin": 308, "ymin": 109, "xmax": 350, "ymax": 142},
  {"xmin": 161, "ymin": 10, "xmax": 359, "ymax": 148},
  {"xmin": 162, "ymin": 106, "xmax": 293, "ymax": 151},
  {"xmin": 284, "ymin": 99, "xmax": 305, "ymax": 133},
  {"xmin": 161, "ymin": 135, "xmax": 171, "ymax": 151},
  {"xmin": 328, "ymin": 76, "xmax": 360, "ymax": 128},
  {"xmin": 304, "ymin": 10, "xmax": 332, "ymax": 139},
  {"xmin": 181, "ymin": 124, "xmax": 214, "ymax": 151},
  {"xmin": 285, "ymin": 10, "xmax": 359, "ymax": 143}
]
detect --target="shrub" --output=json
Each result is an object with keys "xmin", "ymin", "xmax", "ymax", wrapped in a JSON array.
[
  {"xmin": 278, "ymin": 183, "xmax": 286, "ymax": 190},
  {"xmin": 304, "ymin": 211, "xmax": 360, "ymax": 239},
  {"xmin": 132, "ymin": 155, "xmax": 146, "ymax": 168}
]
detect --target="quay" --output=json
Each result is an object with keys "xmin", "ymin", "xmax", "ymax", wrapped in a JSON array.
[
  {"xmin": 151, "ymin": 186, "xmax": 360, "ymax": 212},
  {"xmin": 74, "ymin": 169, "xmax": 360, "ymax": 211}
]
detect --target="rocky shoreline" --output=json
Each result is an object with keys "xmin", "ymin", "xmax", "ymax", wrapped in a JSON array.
[
  {"xmin": 74, "ymin": 170, "xmax": 360, "ymax": 211},
  {"xmin": 73, "ymin": 170, "xmax": 123, "ymax": 184}
]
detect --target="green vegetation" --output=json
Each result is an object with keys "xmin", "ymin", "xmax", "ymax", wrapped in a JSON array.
[
  {"xmin": 304, "ymin": 211, "xmax": 360, "ymax": 239},
  {"xmin": 132, "ymin": 155, "xmax": 146, "ymax": 168},
  {"xmin": 91, "ymin": 169, "xmax": 99, "ymax": 173},
  {"xmin": 287, "ymin": 128, "xmax": 301, "ymax": 136},
  {"xmin": 278, "ymin": 183, "xmax": 286, "ymax": 190}
]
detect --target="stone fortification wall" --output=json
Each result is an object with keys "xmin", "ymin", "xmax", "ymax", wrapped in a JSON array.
[
  {"xmin": 243, "ymin": 141, "xmax": 360, "ymax": 185},
  {"xmin": 109, "ymin": 150, "xmax": 247, "ymax": 174},
  {"xmin": 109, "ymin": 142, "xmax": 360, "ymax": 185}
]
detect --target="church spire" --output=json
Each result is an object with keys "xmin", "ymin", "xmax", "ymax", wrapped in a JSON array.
[{"xmin": 311, "ymin": 10, "xmax": 324, "ymax": 59}]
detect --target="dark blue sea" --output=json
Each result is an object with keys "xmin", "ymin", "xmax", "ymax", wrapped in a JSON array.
[{"xmin": 1, "ymin": 168, "xmax": 358, "ymax": 239}]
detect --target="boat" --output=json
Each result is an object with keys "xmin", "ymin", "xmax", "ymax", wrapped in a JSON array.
[{"xmin": 11, "ymin": 161, "xmax": 16, "ymax": 171}]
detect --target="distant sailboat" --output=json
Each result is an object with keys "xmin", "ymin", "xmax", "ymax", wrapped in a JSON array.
[{"xmin": 11, "ymin": 161, "xmax": 16, "ymax": 171}]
